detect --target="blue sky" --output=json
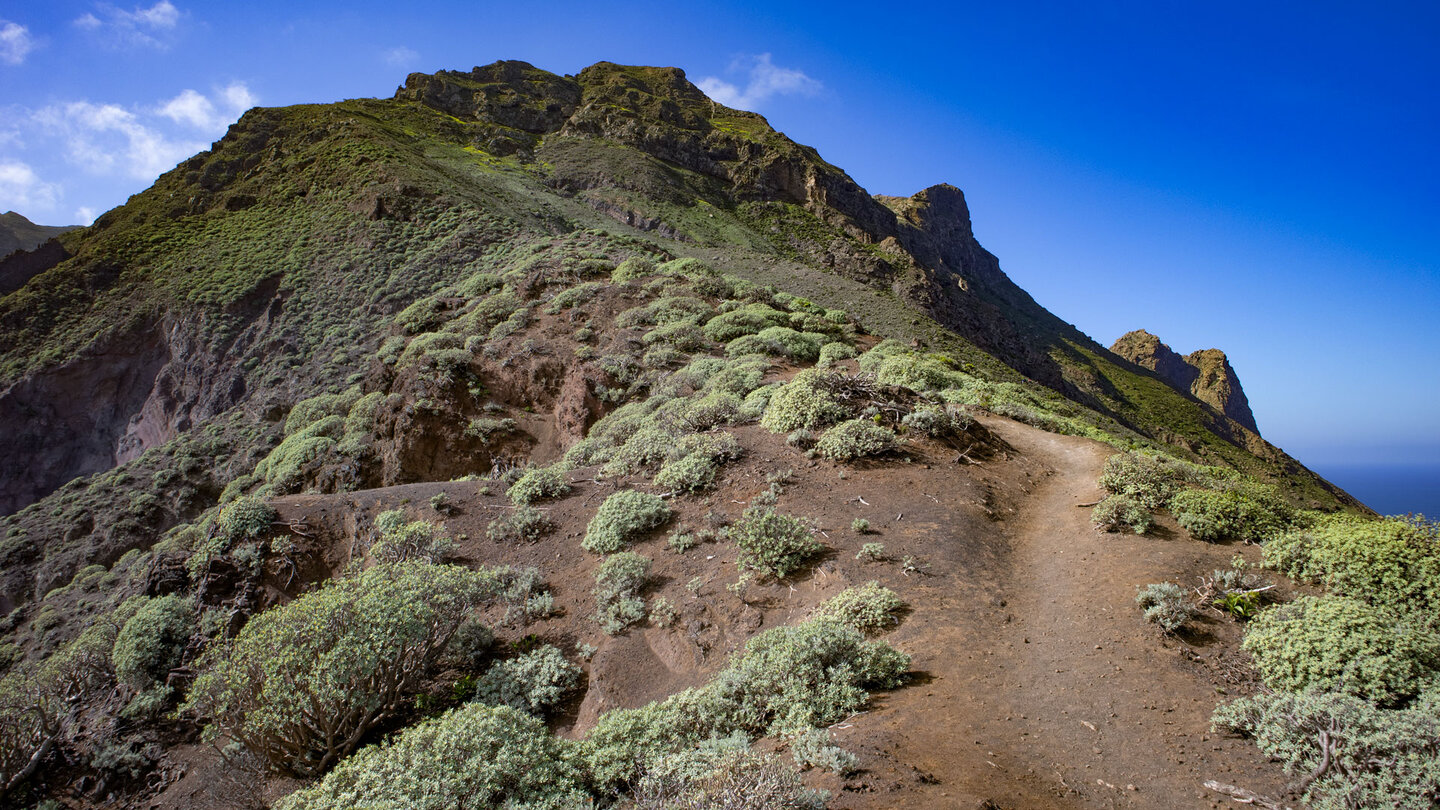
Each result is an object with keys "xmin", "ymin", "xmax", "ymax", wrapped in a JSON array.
[{"xmin": 1, "ymin": 0, "xmax": 1436, "ymax": 471}]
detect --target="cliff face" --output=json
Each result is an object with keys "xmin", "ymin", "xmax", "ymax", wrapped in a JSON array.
[{"xmin": 1111, "ymin": 329, "xmax": 1259, "ymax": 434}]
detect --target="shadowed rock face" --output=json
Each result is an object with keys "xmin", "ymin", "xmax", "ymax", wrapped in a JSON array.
[{"xmin": 1111, "ymin": 329, "xmax": 1260, "ymax": 434}]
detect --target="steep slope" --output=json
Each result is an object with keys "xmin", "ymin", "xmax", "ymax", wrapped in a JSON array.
[
  {"xmin": 1111, "ymin": 329, "xmax": 1258, "ymax": 433},
  {"xmin": 0, "ymin": 59, "xmax": 1384, "ymax": 810}
]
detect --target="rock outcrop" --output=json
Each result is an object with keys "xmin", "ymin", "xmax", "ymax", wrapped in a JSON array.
[{"xmin": 1111, "ymin": 329, "xmax": 1259, "ymax": 434}]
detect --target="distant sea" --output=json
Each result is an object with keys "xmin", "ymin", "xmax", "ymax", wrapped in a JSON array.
[{"xmin": 1312, "ymin": 462, "xmax": 1440, "ymax": 519}]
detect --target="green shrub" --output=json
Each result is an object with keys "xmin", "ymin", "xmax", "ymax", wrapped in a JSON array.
[
  {"xmin": 1242, "ymin": 595, "xmax": 1439, "ymax": 705},
  {"xmin": 507, "ymin": 466, "xmax": 571, "ymax": 506},
  {"xmin": 731, "ymin": 507, "xmax": 823, "ymax": 580},
  {"xmin": 1264, "ymin": 515, "xmax": 1440, "ymax": 617},
  {"xmin": 486, "ymin": 505, "xmax": 554, "ymax": 544},
  {"xmin": 372, "ymin": 512, "xmax": 455, "ymax": 563},
  {"xmin": 465, "ymin": 417, "xmax": 517, "ymax": 444},
  {"xmin": 789, "ymin": 727, "xmax": 859, "ymax": 775},
  {"xmin": 851, "ymin": 518, "xmax": 871, "ymax": 534},
  {"xmin": 1090, "ymin": 494, "xmax": 1152, "ymax": 534},
  {"xmin": 758, "ymin": 370, "xmax": 847, "ymax": 433},
  {"xmin": 218, "ymin": 496, "xmax": 277, "ymax": 545},
  {"xmin": 185, "ymin": 562, "xmax": 502, "ymax": 776},
  {"xmin": 472, "ymin": 646, "xmax": 582, "ymax": 716},
  {"xmin": 815, "ymin": 419, "xmax": 897, "ymax": 461},
  {"xmin": 1172, "ymin": 485, "xmax": 1294, "ymax": 543},
  {"xmin": 856, "ymin": 542, "xmax": 885, "ymax": 562},
  {"xmin": 643, "ymin": 321, "xmax": 708, "ymax": 352},
  {"xmin": 1135, "ymin": 582, "xmax": 1195, "ymax": 633},
  {"xmin": 583, "ymin": 491, "xmax": 672, "ymax": 554},
  {"xmin": 702, "ymin": 305, "xmax": 788, "ymax": 343},
  {"xmin": 655, "ymin": 454, "xmax": 718, "ymax": 493},
  {"xmin": 814, "ymin": 582, "xmax": 904, "ymax": 634},
  {"xmin": 612, "ymin": 256, "xmax": 656, "ymax": 282},
  {"xmin": 816, "ymin": 342, "xmax": 857, "ymax": 369},
  {"xmin": 579, "ymin": 618, "xmax": 907, "ymax": 793},
  {"xmin": 1097, "ymin": 452, "xmax": 1183, "ymax": 510},
  {"xmin": 594, "ymin": 552, "xmax": 652, "ymax": 635},
  {"xmin": 112, "ymin": 594, "xmax": 194, "ymax": 689},
  {"xmin": 1213, "ymin": 690, "xmax": 1440, "ymax": 810},
  {"xmin": 274, "ymin": 703, "xmax": 587, "ymax": 810}
]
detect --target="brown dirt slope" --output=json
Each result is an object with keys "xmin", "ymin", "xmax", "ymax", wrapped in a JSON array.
[{"xmin": 831, "ymin": 417, "xmax": 1298, "ymax": 810}]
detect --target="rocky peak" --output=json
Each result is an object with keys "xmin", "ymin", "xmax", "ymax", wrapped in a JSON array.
[{"xmin": 1111, "ymin": 329, "xmax": 1259, "ymax": 434}]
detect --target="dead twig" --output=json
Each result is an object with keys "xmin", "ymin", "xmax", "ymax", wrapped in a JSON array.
[{"xmin": 1202, "ymin": 780, "xmax": 1292, "ymax": 809}]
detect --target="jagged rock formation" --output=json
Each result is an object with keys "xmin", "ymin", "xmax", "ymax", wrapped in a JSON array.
[{"xmin": 1111, "ymin": 329, "xmax": 1259, "ymax": 434}]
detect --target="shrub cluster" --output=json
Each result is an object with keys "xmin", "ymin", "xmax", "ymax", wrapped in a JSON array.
[
  {"xmin": 1264, "ymin": 514, "xmax": 1440, "ymax": 618},
  {"xmin": 1212, "ymin": 690, "xmax": 1439, "ymax": 810},
  {"xmin": 757, "ymin": 370, "xmax": 848, "ymax": 433},
  {"xmin": 731, "ymin": 507, "xmax": 823, "ymax": 580},
  {"xmin": 583, "ymin": 491, "xmax": 672, "ymax": 554},
  {"xmin": 1089, "ymin": 494, "xmax": 1152, "ymax": 535},
  {"xmin": 372, "ymin": 510, "xmax": 455, "ymax": 563},
  {"xmin": 814, "ymin": 418, "xmax": 897, "ymax": 461},
  {"xmin": 486, "ymin": 505, "xmax": 555, "ymax": 544},
  {"xmin": 1242, "ymin": 595, "xmax": 1438, "ymax": 706},
  {"xmin": 274, "ymin": 703, "xmax": 588, "ymax": 810},
  {"xmin": 1135, "ymin": 582, "xmax": 1195, "ymax": 633},
  {"xmin": 580, "ymin": 618, "xmax": 907, "ymax": 793},
  {"xmin": 185, "ymin": 562, "xmax": 502, "ymax": 776},
  {"xmin": 112, "ymin": 594, "xmax": 194, "ymax": 689},
  {"xmin": 472, "ymin": 645, "xmax": 582, "ymax": 716},
  {"xmin": 593, "ymin": 552, "xmax": 652, "ymax": 635},
  {"xmin": 813, "ymin": 582, "xmax": 904, "ymax": 634},
  {"xmin": 1170, "ymin": 485, "xmax": 1294, "ymax": 543},
  {"xmin": 507, "ymin": 465, "xmax": 571, "ymax": 506}
]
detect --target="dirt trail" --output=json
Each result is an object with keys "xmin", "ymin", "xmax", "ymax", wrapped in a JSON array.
[{"xmin": 837, "ymin": 418, "xmax": 1295, "ymax": 810}]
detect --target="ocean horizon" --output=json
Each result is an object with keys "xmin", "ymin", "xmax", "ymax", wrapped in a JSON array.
[{"xmin": 1312, "ymin": 461, "xmax": 1440, "ymax": 519}]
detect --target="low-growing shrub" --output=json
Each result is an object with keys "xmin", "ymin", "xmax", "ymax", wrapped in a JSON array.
[
  {"xmin": 654, "ymin": 454, "xmax": 718, "ymax": 493},
  {"xmin": 372, "ymin": 511, "xmax": 455, "ymax": 563},
  {"xmin": 486, "ymin": 505, "xmax": 555, "ymax": 544},
  {"xmin": 851, "ymin": 518, "xmax": 871, "ymax": 534},
  {"xmin": 816, "ymin": 342, "xmax": 857, "ymax": 369},
  {"xmin": 758, "ymin": 370, "xmax": 848, "ymax": 433},
  {"xmin": 593, "ymin": 552, "xmax": 652, "ymax": 635},
  {"xmin": 633, "ymin": 747, "xmax": 828, "ymax": 810},
  {"xmin": 507, "ymin": 465, "xmax": 571, "ymax": 506},
  {"xmin": 1090, "ymin": 494, "xmax": 1152, "ymax": 534},
  {"xmin": 731, "ymin": 507, "xmax": 823, "ymax": 580},
  {"xmin": 814, "ymin": 582, "xmax": 904, "ymax": 634},
  {"xmin": 185, "ymin": 562, "xmax": 502, "ymax": 776},
  {"xmin": 112, "ymin": 594, "xmax": 195, "ymax": 689},
  {"xmin": 583, "ymin": 491, "xmax": 672, "ymax": 554},
  {"xmin": 1135, "ymin": 582, "xmax": 1196, "ymax": 633},
  {"xmin": 472, "ymin": 645, "xmax": 582, "ymax": 717},
  {"xmin": 815, "ymin": 419, "xmax": 897, "ymax": 461},
  {"xmin": 273, "ymin": 703, "xmax": 588, "ymax": 810},
  {"xmin": 856, "ymin": 542, "xmax": 886, "ymax": 562},
  {"xmin": 1171, "ymin": 485, "xmax": 1294, "ymax": 543},
  {"xmin": 1097, "ymin": 452, "xmax": 1184, "ymax": 510},
  {"xmin": 1264, "ymin": 514, "xmax": 1440, "ymax": 617},
  {"xmin": 218, "ymin": 497, "xmax": 277, "ymax": 545},
  {"xmin": 789, "ymin": 727, "xmax": 859, "ymax": 775},
  {"xmin": 1212, "ymin": 690, "xmax": 1440, "ymax": 810},
  {"xmin": 1242, "ymin": 595, "xmax": 1439, "ymax": 706},
  {"xmin": 579, "ymin": 618, "xmax": 907, "ymax": 793}
]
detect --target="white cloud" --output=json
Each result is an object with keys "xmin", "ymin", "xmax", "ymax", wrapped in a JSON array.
[
  {"xmin": 0, "ymin": 21, "xmax": 37, "ymax": 65},
  {"xmin": 158, "ymin": 82, "xmax": 254, "ymax": 130},
  {"xmin": 383, "ymin": 46, "xmax": 419, "ymax": 68},
  {"xmin": 34, "ymin": 101, "xmax": 201, "ymax": 178},
  {"xmin": 74, "ymin": 1, "xmax": 183, "ymax": 49},
  {"xmin": 0, "ymin": 161, "xmax": 60, "ymax": 212},
  {"xmin": 696, "ymin": 53, "xmax": 823, "ymax": 111},
  {"xmin": 75, "ymin": 206, "xmax": 97, "ymax": 225}
]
